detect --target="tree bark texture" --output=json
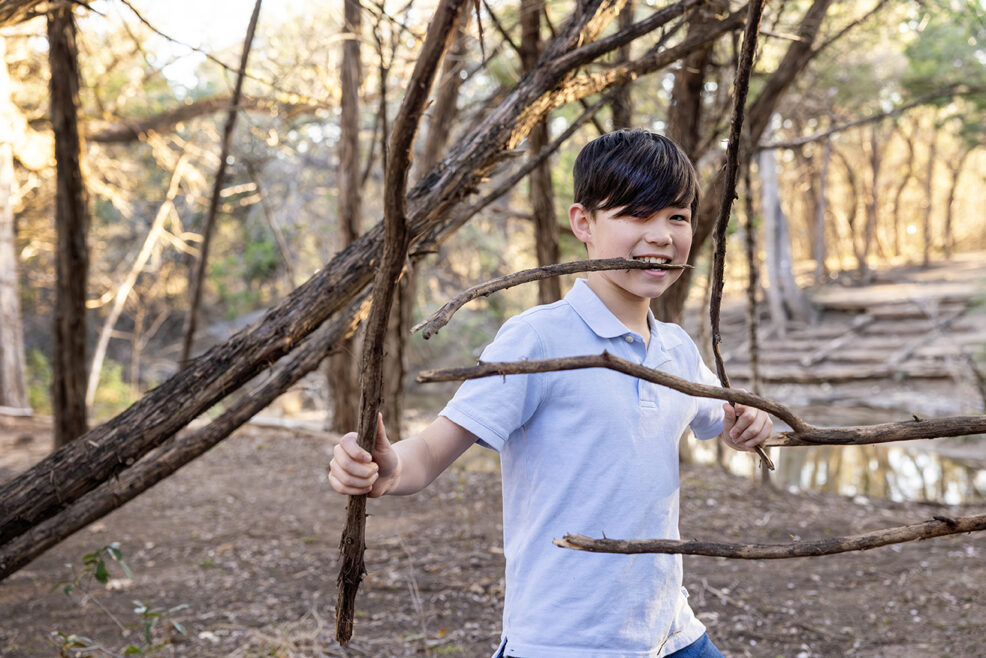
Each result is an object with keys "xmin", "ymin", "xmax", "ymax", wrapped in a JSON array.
[
  {"xmin": 335, "ymin": 0, "xmax": 467, "ymax": 642},
  {"xmin": 0, "ymin": 294, "xmax": 370, "ymax": 581},
  {"xmin": 555, "ymin": 512, "xmax": 986, "ymax": 558},
  {"xmin": 0, "ymin": 36, "xmax": 27, "ymax": 409},
  {"xmin": 521, "ymin": 0, "xmax": 560, "ymax": 304},
  {"xmin": 328, "ymin": 0, "xmax": 363, "ymax": 434},
  {"xmin": 48, "ymin": 5, "xmax": 89, "ymax": 448},
  {"xmin": 0, "ymin": 0, "xmax": 745, "ymax": 553}
]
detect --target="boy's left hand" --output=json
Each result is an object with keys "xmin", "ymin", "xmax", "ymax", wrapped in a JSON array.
[{"xmin": 721, "ymin": 400, "xmax": 772, "ymax": 452}]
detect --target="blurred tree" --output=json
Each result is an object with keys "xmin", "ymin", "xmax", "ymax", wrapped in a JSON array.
[
  {"xmin": 0, "ymin": 37, "xmax": 29, "ymax": 410},
  {"xmin": 521, "ymin": 0, "xmax": 560, "ymax": 304},
  {"xmin": 48, "ymin": 3, "xmax": 89, "ymax": 447},
  {"xmin": 327, "ymin": 0, "xmax": 363, "ymax": 435}
]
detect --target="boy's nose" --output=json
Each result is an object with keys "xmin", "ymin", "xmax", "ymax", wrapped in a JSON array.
[{"xmin": 645, "ymin": 223, "xmax": 673, "ymax": 246}]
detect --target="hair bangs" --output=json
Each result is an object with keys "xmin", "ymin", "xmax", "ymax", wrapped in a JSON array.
[{"xmin": 574, "ymin": 130, "xmax": 699, "ymax": 218}]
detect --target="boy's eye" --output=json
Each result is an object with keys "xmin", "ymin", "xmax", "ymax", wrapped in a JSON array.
[{"xmin": 671, "ymin": 214, "xmax": 690, "ymax": 222}]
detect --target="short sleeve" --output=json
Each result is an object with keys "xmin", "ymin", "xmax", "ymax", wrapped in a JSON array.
[
  {"xmin": 688, "ymin": 349, "xmax": 726, "ymax": 441},
  {"xmin": 439, "ymin": 317, "xmax": 545, "ymax": 452}
]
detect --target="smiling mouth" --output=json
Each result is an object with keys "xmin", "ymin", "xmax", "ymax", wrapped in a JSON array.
[{"xmin": 632, "ymin": 256, "xmax": 672, "ymax": 267}]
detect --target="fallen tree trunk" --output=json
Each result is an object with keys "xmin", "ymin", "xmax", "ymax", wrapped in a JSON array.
[
  {"xmin": 0, "ymin": 294, "xmax": 370, "ymax": 581},
  {"xmin": 0, "ymin": 0, "xmax": 734, "ymax": 551}
]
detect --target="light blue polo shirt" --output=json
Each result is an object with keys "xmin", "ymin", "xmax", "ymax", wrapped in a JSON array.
[{"xmin": 440, "ymin": 279, "xmax": 725, "ymax": 657}]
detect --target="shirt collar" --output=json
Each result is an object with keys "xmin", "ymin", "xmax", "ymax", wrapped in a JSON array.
[{"xmin": 565, "ymin": 278, "xmax": 684, "ymax": 350}]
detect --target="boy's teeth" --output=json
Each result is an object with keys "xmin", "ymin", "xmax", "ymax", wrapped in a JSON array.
[{"xmin": 635, "ymin": 257, "xmax": 670, "ymax": 264}]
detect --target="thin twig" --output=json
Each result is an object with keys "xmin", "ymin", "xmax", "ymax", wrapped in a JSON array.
[
  {"xmin": 179, "ymin": 0, "xmax": 263, "ymax": 365},
  {"xmin": 707, "ymin": 0, "xmax": 772, "ymax": 470},
  {"xmin": 554, "ymin": 512, "xmax": 986, "ymax": 558},
  {"xmin": 411, "ymin": 259, "xmax": 691, "ymax": 338}
]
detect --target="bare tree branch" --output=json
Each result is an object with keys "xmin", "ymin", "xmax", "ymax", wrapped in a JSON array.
[
  {"xmin": 179, "ymin": 0, "xmax": 263, "ymax": 366},
  {"xmin": 554, "ymin": 513, "xmax": 986, "ymax": 558},
  {"xmin": 335, "ymin": 0, "xmax": 468, "ymax": 643},
  {"xmin": 87, "ymin": 95, "xmax": 327, "ymax": 144},
  {"xmin": 417, "ymin": 353, "xmax": 986, "ymax": 446},
  {"xmin": 706, "ymin": 0, "xmax": 773, "ymax": 470},
  {"xmin": 757, "ymin": 85, "xmax": 982, "ymax": 151},
  {"xmin": 412, "ymin": 259, "xmax": 691, "ymax": 338}
]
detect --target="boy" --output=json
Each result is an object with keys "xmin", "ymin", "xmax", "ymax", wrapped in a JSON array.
[{"xmin": 329, "ymin": 130, "xmax": 772, "ymax": 657}]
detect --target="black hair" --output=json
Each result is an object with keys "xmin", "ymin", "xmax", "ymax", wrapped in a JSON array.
[{"xmin": 572, "ymin": 129, "xmax": 699, "ymax": 219}]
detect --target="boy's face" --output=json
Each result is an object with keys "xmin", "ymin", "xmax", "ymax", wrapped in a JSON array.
[{"xmin": 568, "ymin": 203, "xmax": 692, "ymax": 303}]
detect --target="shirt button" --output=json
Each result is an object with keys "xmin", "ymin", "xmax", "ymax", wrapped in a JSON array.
[{"xmin": 624, "ymin": 335, "xmax": 634, "ymax": 343}]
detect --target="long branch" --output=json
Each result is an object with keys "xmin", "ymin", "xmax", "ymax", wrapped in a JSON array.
[
  {"xmin": 418, "ymin": 354, "xmax": 986, "ymax": 445},
  {"xmin": 335, "ymin": 0, "xmax": 467, "ymax": 644},
  {"xmin": 0, "ymin": 294, "xmax": 370, "ymax": 581},
  {"xmin": 706, "ymin": 0, "xmax": 772, "ymax": 470},
  {"xmin": 757, "ymin": 85, "xmax": 977, "ymax": 151},
  {"xmin": 553, "ymin": 512, "xmax": 986, "ymax": 558},
  {"xmin": 418, "ymin": 352, "xmax": 809, "ymax": 433},
  {"xmin": 411, "ymin": 259, "xmax": 691, "ymax": 338}
]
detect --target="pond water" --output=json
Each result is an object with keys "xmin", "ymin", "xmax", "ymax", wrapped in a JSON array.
[{"xmin": 688, "ymin": 437, "xmax": 986, "ymax": 505}]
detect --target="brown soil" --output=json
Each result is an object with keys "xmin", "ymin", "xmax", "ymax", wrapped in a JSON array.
[{"xmin": 1, "ymin": 419, "xmax": 984, "ymax": 657}]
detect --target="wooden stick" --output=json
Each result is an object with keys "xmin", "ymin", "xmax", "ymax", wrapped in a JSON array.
[
  {"xmin": 335, "ymin": 0, "xmax": 467, "ymax": 644},
  {"xmin": 553, "ymin": 512, "xmax": 986, "ymax": 558},
  {"xmin": 418, "ymin": 352, "xmax": 810, "ymax": 433},
  {"xmin": 418, "ymin": 353, "xmax": 986, "ymax": 446},
  {"xmin": 707, "ymin": 0, "xmax": 772, "ymax": 470},
  {"xmin": 411, "ymin": 259, "xmax": 691, "ymax": 338}
]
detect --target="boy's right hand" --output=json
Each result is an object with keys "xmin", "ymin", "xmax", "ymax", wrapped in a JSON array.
[{"xmin": 329, "ymin": 414, "xmax": 399, "ymax": 498}]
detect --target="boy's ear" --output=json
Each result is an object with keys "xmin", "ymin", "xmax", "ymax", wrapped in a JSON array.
[{"xmin": 568, "ymin": 203, "xmax": 592, "ymax": 245}]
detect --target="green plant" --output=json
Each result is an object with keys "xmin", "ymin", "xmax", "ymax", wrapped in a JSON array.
[{"xmin": 50, "ymin": 544, "xmax": 188, "ymax": 656}]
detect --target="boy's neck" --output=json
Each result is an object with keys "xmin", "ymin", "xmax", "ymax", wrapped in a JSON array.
[{"xmin": 584, "ymin": 275, "xmax": 652, "ymax": 341}]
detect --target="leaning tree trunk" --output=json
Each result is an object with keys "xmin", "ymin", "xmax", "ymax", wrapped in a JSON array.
[
  {"xmin": 327, "ymin": 0, "xmax": 363, "ymax": 434},
  {"xmin": 48, "ymin": 5, "xmax": 89, "ymax": 447},
  {"xmin": 521, "ymin": 0, "xmax": 560, "ymax": 304}
]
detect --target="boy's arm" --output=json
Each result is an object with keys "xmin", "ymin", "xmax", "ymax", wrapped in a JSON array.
[{"xmin": 329, "ymin": 415, "xmax": 476, "ymax": 497}]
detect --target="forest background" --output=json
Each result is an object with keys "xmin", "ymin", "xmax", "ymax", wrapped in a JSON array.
[{"xmin": 1, "ymin": 0, "xmax": 986, "ymax": 655}]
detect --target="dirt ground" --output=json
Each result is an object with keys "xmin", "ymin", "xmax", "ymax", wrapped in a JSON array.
[{"xmin": 1, "ymin": 417, "xmax": 984, "ymax": 658}]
